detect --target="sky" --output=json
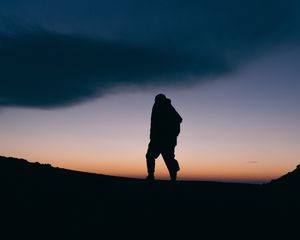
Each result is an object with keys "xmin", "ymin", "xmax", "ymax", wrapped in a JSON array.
[{"xmin": 0, "ymin": 0, "xmax": 300, "ymax": 183}]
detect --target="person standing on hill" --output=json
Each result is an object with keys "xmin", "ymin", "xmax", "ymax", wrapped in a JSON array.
[{"xmin": 145, "ymin": 94, "xmax": 182, "ymax": 181}]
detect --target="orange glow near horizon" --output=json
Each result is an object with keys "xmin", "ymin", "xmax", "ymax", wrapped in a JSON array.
[
  {"xmin": 1, "ymin": 78, "xmax": 299, "ymax": 184},
  {"xmin": 1, "ymin": 146, "xmax": 296, "ymax": 183}
]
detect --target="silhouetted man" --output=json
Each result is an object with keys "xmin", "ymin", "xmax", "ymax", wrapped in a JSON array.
[{"xmin": 146, "ymin": 94, "xmax": 182, "ymax": 181}]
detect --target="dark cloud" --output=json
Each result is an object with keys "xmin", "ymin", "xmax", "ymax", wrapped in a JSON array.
[
  {"xmin": 0, "ymin": 28, "xmax": 229, "ymax": 108},
  {"xmin": 0, "ymin": 0, "xmax": 299, "ymax": 108}
]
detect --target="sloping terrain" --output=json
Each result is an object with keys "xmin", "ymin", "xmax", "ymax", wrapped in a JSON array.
[
  {"xmin": 1, "ymin": 156, "xmax": 299, "ymax": 239},
  {"xmin": 270, "ymin": 164, "xmax": 300, "ymax": 187}
]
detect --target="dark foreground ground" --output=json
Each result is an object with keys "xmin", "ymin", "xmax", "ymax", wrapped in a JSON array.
[{"xmin": 1, "ymin": 156, "xmax": 299, "ymax": 239}]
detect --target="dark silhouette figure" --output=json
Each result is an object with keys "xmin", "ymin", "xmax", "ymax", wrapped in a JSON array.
[{"xmin": 146, "ymin": 94, "xmax": 182, "ymax": 181}]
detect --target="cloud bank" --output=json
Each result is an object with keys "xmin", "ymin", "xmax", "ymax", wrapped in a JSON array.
[
  {"xmin": 0, "ymin": 28, "xmax": 229, "ymax": 108},
  {"xmin": 0, "ymin": 0, "xmax": 299, "ymax": 108}
]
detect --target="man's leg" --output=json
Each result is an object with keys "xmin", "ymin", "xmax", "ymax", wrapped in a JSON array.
[
  {"xmin": 145, "ymin": 141, "xmax": 160, "ymax": 180},
  {"xmin": 161, "ymin": 145, "xmax": 180, "ymax": 181}
]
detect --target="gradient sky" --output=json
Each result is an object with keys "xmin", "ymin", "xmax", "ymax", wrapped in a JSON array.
[{"xmin": 1, "ymin": 0, "xmax": 300, "ymax": 183}]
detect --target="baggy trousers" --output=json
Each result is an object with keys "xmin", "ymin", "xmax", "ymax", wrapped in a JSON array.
[{"xmin": 146, "ymin": 140, "xmax": 180, "ymax": 177}]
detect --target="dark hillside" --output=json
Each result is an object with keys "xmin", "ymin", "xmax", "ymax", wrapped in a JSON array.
[{"xmin": 1, "ymin": 156, "xmax": 299, "ymax": 239}]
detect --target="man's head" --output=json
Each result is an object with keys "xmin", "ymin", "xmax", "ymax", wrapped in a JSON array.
[{"xmin": 155, "ymin": 93, "xmax": 167, "ymax": 103}]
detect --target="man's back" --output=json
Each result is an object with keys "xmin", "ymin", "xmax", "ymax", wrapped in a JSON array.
[{"xmin": 150, "ymin": 98, "xmax": 182, "ymax": 143}]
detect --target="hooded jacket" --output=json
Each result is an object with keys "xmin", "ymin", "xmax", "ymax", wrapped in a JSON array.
[{"xmin": 150, "ymin": 98, "xmax": 182, "ymax": 143}]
